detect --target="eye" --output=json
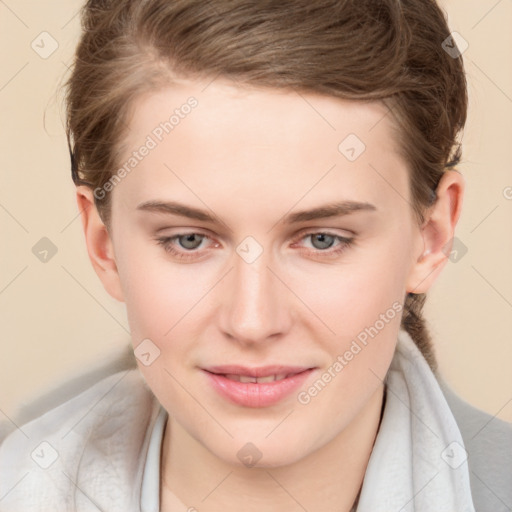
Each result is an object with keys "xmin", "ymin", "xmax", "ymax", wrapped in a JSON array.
[
  {"xmin": 292, "ymin": 231, "xmax": 354, "ymax": 258},
  {"xmin": 155, "ymin": 232, "xmax": 214, "ymax": 261},
  {"xmin": 155, "ymin": 230, "xmax": 354, "ymax": 262}
]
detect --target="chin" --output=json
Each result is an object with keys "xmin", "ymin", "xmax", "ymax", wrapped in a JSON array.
[{"xmin": 207, "ymin": 432, "xmax": 315, "ymax": 470}]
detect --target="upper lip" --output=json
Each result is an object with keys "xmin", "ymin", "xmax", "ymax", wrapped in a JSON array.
[{"xmin": 202, "ymin": 365, "xmax": 314, "ymax": 378}]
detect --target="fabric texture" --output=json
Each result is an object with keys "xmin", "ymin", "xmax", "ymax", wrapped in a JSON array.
[
  {"xmin": 0, "ymin": 370, "xmax": 161, "ymax": 511},
  {"xmin": 357, "ymin": 329, "xmax": 476, "ymax": 511},
  {"xmin": 0, "ymin": 329, "xmax": 510, "ymax": 511}
]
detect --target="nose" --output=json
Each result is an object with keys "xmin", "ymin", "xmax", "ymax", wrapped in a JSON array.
[{"xmin": 218, "ymin": 248, "xmax": 292, "ymax": 346}]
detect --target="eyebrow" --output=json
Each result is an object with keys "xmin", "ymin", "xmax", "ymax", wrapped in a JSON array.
[{"xmin": 136, "ymin": 199, "xmax": 377, "ymax": 226}]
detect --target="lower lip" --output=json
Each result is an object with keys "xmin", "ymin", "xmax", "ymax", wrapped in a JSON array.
[{"xmin": 202, "ymin": 369, "xmax": 315, "ymax": 408}]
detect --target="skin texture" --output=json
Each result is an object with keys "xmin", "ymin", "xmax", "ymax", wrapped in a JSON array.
[{"xmin": 76, "ymin": 77, "xmax": 464, "ymax": 511}]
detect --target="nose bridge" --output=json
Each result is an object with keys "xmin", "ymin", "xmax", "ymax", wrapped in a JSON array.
[{"xmin": 220, "ymin": 246, "xmax": 290, "ymax": 343}]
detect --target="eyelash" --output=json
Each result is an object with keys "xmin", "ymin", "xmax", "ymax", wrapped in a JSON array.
[{"xmin": 155, "ymin": 230, "xmax": 354, "ymax": 262}]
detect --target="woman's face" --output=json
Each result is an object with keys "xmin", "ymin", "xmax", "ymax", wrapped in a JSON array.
[{"xmin": 108, "ymin": 78, "xmax": 426, "ymax": 467}]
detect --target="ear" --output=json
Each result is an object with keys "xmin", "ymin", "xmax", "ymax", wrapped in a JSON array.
[
  {"xmin": 75, "ymin": 186, "xmax": 125, "ymax": 302},
  {"xmin": 406, "ymin": 169, "xmax": 465, "ymax": 294}
]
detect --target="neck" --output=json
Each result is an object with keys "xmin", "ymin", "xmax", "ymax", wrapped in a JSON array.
[{"xmin": 160, "ymin": 384, "xmax": 384, "ymax": 512}]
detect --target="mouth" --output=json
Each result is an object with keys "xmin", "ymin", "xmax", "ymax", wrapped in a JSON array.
[{"xmin": 201, "ymin": 365, "xmax": 316, "ymax": 408}]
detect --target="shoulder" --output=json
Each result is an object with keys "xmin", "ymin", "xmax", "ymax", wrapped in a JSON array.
[
  {"xmin": 438, "ymin": 377, "xmax": 512, "ymax": 512},
  {"xmin": 0, "ymin": 369, "xmax": 160, "ymax": 511}
]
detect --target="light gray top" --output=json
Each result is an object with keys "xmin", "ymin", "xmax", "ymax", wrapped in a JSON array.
[{"xmin": 140, "ymin": 405, "xmax": 167, "ymax": 512}]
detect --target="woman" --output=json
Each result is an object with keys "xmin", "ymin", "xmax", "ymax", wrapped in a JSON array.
[{"xmin": 0, "ymin": 0, "xmax": 511, "ymax": 511}]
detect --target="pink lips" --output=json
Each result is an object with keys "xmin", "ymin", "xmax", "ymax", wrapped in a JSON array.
[{"xmin": 202, "ymin": 365, "xmax": 315, "ymax": 408}]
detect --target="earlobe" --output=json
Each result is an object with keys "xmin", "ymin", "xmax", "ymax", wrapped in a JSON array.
[
  {"xmin": 406, "ymin": 170, "xmax": 465, "ymax": 294},
  {"xmin": 75, "ymin": 186, "xmax": 125, "ymax": 302}
]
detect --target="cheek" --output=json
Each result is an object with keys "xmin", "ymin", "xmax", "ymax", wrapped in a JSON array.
[
  {"xmin": 115, "ymin": 234, "xmax": 204, "ymax": 339},
  {"xmin": 291, "ymin": 247, "xmax": 408, "ymax": 339},
  {"xmin": 288, "ymin": 244, "xmax": 408, "ymax": 399},
  {"xmin": 122, "ymin": 270, "xmax": 173, "ymax": 341},
  {"xmin": 116, "ymin": 244, "xmax": 206, "ymax": 404}
]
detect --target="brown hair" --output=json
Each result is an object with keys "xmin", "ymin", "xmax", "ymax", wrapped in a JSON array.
[{"xmin": 65, "ymin": 0, "xmax": 468, "ymax": 371}]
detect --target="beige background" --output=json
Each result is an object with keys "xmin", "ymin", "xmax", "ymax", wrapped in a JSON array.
[{"xmin": 1, "ymin": 0, "xmax": 511, "ymax": 438}]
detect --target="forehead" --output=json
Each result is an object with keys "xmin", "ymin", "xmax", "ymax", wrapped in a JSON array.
[
  {"xmin": 124, "ymin": 78, "xmax": 398, "ymax": 150},
  {"xmin": 112, "ymin": 78, "xmax": 409, "ymax": 221}
]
